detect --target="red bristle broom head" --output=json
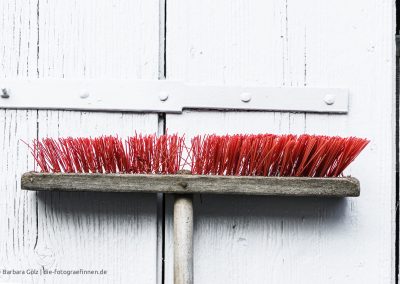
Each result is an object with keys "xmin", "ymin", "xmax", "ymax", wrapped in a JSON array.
[
  {"xmin": 190, "ymin": 134, "xmax": 369, "ymax": 177},
  {"xmin": 25, "ymin": 134, "xmax": 369, "ymax": 178}
]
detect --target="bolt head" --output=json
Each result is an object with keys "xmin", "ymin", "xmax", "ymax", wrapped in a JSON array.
[
  {"xmin": 324, "ymin": 94, "xmax": 335, "ymax": 105},
  {"xmin": 79, "ymin": 90, "xmax": 90, "ymax": 99},
  {"xmin": 1, "ymin": 88, "xmax": 10, "ymax": 99},
  {"xmin": 159, "ymin": 91, "xmax": 169, "ymax": 102},
  {"xmin": 240, "ymin": 92, "xmax": 251, "ymax": 103}
]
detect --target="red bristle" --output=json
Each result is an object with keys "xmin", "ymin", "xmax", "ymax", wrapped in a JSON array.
[
  {"xmin": 41, "ymin": 138, "xmax": 61, "ymax": 173},
  {"xmin": 30, "ymin": 139, "xmax": 49, "ymax": 172},
  {"xmin": 83, "ymin": 138, "xmax": 97, "ymax": 173},
  {"xmin": 332, "ymin": 137, "xmax": 369, "ymax": 177},
  {"xmin": 190, "ymin": 135, "xmax": 201, "ymax": 174},
  {"xmin": 189, "ymin": 134, "xmax": 369, "ymax": 177},
  {"xmin": 92, "ymin": 137, "xmax": 104, "ymax": 173},
  {"xmin": 58, "ymin": 138, "xmax": 72, "ymax": 173},
  {"xmin": 28, "ymin": 134, "xmax": 369, "ymax": 177},
  {"xmin": 126, "ymin": 135, "xmax": 137, "ymax": 173}
]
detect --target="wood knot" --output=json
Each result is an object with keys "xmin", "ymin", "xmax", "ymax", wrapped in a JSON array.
[{"xmin": 178, "ymin": 182, "xmax": 188, "ymax": 189}]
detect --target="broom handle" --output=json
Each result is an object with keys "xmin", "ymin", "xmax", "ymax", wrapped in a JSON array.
[{"xmin": 174, "ymin": 194, "xmax": 193, "ymax": 284}]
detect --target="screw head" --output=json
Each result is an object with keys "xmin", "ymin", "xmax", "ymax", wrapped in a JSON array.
[
  {"xmin": 324, "ymin": 94, "xmax": 335, "ymax": 105},
  {"xmin": 79, "ymin": 90, "xmax": 90, "ymax": 99},
  {"xmin": 1, "ymin": 88, "xmax": 10, "ymax": 99},
  {"xmin": 240, "ymin": 92, "xmax": 251, "ymax": 103},
  {"xmin": 159, "ymin": 91, "xmax": 169, "ymax": 102}
]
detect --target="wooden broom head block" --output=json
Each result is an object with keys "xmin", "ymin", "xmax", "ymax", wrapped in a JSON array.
[{"xmin": 21, "ymin": 172, "xmax": 360, "ymax": 197}]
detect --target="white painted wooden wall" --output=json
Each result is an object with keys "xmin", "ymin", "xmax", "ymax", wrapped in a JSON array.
[
  {"xmin": 0, "ymin": 0, "xmax": 395, "ymax": 283},
  {"xmin": 0, "ymin": 1, "xmax": 161, "ymax": 283}
]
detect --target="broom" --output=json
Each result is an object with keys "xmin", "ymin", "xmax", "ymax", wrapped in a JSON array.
[{"xmin": 22, "ymin": 133, "xmax": 369, "ymax": 284}]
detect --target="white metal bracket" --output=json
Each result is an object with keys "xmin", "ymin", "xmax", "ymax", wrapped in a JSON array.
[{"xmin": 0, "ymin": 80, "xmax": 349, "ymax": 113}]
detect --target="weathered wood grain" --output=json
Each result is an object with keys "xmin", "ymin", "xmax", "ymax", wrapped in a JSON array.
[
  {"xmin": 0, "ymin": 1, "xmax": 41, "ymax": 283},
  {"xmin": 21, "ymin": 172, "xmax": 360, "ymax": 197},
  {"xmin": 0, "ymin": 110, "xmax": 38, "ymax": 284}
]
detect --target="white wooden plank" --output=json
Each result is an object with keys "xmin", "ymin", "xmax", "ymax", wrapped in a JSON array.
[
  {"xmin": 0, "ymin": 0, "xmax": 161, "ymax": 283},
  {"xmin": 0, "ymin": 1, "xmax": 41, "ymax": 283},
  {"xmin": 36, "ymin": 2, "xmax": 161, "ymax": 279},
  {"xmin": 35, "ymin": 110, "xmax": 159, "ymax": 284},
  {"xmin": 34, "ymin": 2, "xmax": 161, "ymax": 282},
  {"xmin": 0, "ymin": 110, "xmax": 38, "ymax": 284},
  {"xmin": 0, "ymin": 0, "xmax": 38, "ymax": 77},
  {"xmin": 165, "ymin": 0, "xmax": 395, "ymax": 283},
  {"xmin": 38, "ymin": 0, "xmax": 159, "ymax": 79}
]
